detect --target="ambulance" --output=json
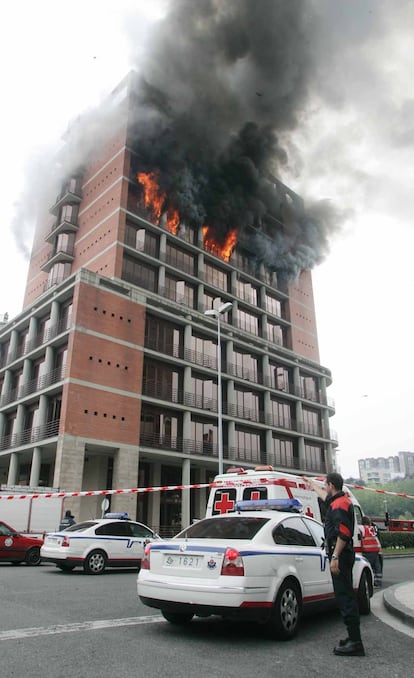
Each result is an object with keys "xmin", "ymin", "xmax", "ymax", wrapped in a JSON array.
[{"xmin": 206, "ymin": 466, "xmax": 365, "ymax": 550}]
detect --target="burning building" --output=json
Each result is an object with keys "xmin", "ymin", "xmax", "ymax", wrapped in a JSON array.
[{"xmin": 0, "ymin": 71, "xmax": 337, "ymax": 532}]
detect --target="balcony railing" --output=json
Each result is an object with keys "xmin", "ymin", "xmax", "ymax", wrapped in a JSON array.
[
  {"xmin": 0, "ymin": 366, "xmax": 66, "ymax": 407},
  {"xmin": 0, "ymin": 419, "xmax": 60, "ymax": 451},
  {"xmin": 138, "ymin": 432, "xmax": 327, "ymax": 474}
]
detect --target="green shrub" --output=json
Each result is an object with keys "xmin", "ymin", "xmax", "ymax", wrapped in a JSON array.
[{"xmin": 378, "ymin": 531, "xmax": 414, "ymax": 549}]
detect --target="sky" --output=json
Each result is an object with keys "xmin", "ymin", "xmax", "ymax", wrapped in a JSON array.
[{"xmin": 1, "ymin": 1, "xmax": 413, "ymax": 479}]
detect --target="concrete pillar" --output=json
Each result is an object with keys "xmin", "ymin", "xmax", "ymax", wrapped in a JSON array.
[
  {"xmin": 0, "ymin": 412, "xmax": 6, "ymax": 439},
  {"xmin": 262, "ymin": 353, "xmax": 269, "ymax": 387},
  {"xmin": 29, "ymin": 447, "xmax": 42, "ymax": 487},
  {"xmin": 259, "ymin": 285, "xmax": 266, "ymax": 311},
  {"xmin": 8, "ymin": 330, "xmax": 19, "ymax": 360},
  {"xmin": 184, "ymin": 322, "xmax": 192, "ymax": 363},
  {"xmin": 1, "ymin": 370, "xmax": 13, "ymax": 398},
  {"xmin": 265, "ymin": 429, "xmax": 273, "ymax": 466},
  {"xmin": 227, "ymin": 419, "xmax": 236, "ymax": 461},
  {"xmin": 50, "ymin": 300, "xmax": 60, "ymax": 325},
  {"xmin": 197, "ymin": 283, "xmax": 205, "ymax": 312},
  {"xmin": 160, "ymin": 232, "xmax": 167, "ymax": 258},
  {"xmin": 148, "ymin": 462, "xmax": 161, "ymax": 532},
  {"xmin": 44, "ymin": 346, "xmax": 55, "ymax": 375},
  {"xmin": 7, "ymin": 452, "xmax": 19, "ymax": 485},
  {"xmin": 14, "ymin": 404, "xmax": 26, "ymax": 438},
  {"xmin": 111, "ymin": 444, "xmax": 140, "ymax": 516},
  {"xmin": 37, "ymin": 395, "xmax": 49, "ymax": 426},
  {"xmin": 194, "ymin": 467, "xmax": 208, "ymax": 519},
  {"xmin": 158, "ymin": 265, "xmax": 166, "ymax": 292},
  {"xmin": 53, "ymin": 434, "xmax": 86, "ymax": 518},
  {"xmin": 181, "ymin": 458, "xmax": 191, "ymax": 528},
  {"xmin": 183, "ymin": 410, "xmax": 191, "ymax": 454}
]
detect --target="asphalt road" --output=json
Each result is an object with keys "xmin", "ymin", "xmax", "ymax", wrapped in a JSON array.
[{"xmin": 0, "ymin": 558, "xmax": 412, "ymax": 678}]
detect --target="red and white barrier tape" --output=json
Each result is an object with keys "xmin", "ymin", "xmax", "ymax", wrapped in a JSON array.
[
  {"xmin": 0, "ymin": 478, "xmax": 413, "ymax": 501},
  {"xmin": 346, "ymin": 484, "xmax": 414, "ymax": 501}
]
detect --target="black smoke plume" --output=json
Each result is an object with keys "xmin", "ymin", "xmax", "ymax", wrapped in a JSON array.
[{"xmin": 129, "ymin": 0, "xmax": 344, "ymax": 281}]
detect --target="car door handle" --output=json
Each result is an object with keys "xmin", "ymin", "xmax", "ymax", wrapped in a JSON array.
[{"xmin": 295, "ymin": 557, "xmax": 304, "ymax": 562}]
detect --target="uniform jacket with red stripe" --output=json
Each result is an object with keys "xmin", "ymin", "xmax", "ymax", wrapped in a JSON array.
[
  {"xmin": 324, "ymin": 491, "xmax": 354, "ymax": 552},
  {"xmin": 359, "ymin": 525, "xmax": 381, "ymax": 553}
]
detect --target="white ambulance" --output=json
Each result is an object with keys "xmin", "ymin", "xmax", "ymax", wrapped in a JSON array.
[{"xmin": 206, "ymin": 466, "xmax": 365, "ymax": 550}]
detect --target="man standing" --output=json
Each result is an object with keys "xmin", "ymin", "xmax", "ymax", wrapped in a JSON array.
[
  {"xmin": 304, "ymin": 472, "xmax": 365, "ymax": 656},
  {"xmin": 360, "ymin": 515, "xmax": 383, "ymax": 587}
]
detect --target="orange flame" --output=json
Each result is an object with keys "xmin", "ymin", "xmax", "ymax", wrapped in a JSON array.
[
  {"xmin": 138, "ymin": 172, "xmax": 180, "ymax": 235},
  {"xmin": 138, "ymin": 171, "xmax": 237, "ymax": 259},
  {"xmin": 203, "ymin": 226, "xmax": 237, "ymax": 262}
]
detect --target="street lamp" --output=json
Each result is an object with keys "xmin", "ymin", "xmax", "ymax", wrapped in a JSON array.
[{"xmin": 204, "ymin": 301, "xmax": 233, "ymax": 475}]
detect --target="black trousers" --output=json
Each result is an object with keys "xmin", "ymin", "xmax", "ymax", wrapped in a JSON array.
[{"xmin": 331, "ymin": 550, "xmax": 361, "ymax": 641}]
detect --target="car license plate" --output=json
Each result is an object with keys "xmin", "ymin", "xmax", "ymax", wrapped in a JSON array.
[
  {"xmin": 163, "ymin": 554, "xmax": 202, "ymax": 569},
  {"xmin": 47, "ymin": 537, "xmax": 60, "ymax": 545}
]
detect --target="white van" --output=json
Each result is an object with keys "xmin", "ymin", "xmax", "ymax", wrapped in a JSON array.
[{"xmin": 206, "ymin": 466, "xmax": 365, "ymax": 550}]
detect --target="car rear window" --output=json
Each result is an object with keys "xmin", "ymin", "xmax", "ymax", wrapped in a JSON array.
[
  {"xmin": 63, "ymin": 522, "xmax": 98, "ymax": 532},
  {"xmin": 175, "ymin": 516, "xmax": 269, "ymax": 540}
]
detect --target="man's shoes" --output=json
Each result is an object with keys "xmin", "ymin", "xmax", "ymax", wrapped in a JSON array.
[
  {"xmin": 338, "ymin": 637, "xmax": 350, "ymax": 646},
  {"xmin": 333, "ymin": 639, "xmax": 365, "ymax": 656}
]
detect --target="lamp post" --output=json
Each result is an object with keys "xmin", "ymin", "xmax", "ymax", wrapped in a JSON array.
[{"xmin": 204, "ymin": 301, "xmax": 233, "ymax": 475}]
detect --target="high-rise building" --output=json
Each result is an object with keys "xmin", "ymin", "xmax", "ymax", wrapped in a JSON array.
[
  {"xmin": 0, "ymin": 74, "xmax": 336, "ymax": 533},
  {"xmin": 358, "ymin": 451, "xmax": 414, "ymax": 484}
]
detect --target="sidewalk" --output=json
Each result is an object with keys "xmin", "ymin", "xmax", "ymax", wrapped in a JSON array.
[{"xmin": 382, "ymin": 582, "xmax": 414, "ymax": 628}]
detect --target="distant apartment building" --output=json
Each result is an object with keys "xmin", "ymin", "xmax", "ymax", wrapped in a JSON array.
[
  {"xmin": 0, "ymin": 74, "xmax": 336, "ymax": 533},
  {"xmin": 358, "ymin": 451, "xmax": 414, "ymax": 484}
]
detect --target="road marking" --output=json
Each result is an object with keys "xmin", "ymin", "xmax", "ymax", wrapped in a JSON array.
[{"xmin": 0, "ymin": 615, "xmax": 163, "ymax": 641}]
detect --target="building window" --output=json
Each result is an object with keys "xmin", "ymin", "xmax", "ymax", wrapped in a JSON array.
[
  {"xmin": 189, "ymin": 334, "xmax": 217, "ymax": 369},
  {"xmin": 122, "ymin": 255, "xmax": 157, "ymax": 292},
  {"xmin": 236, "ymin": 279, "xmax": 258, "ymax": 305},
  {"xmin": 267, "ymin": 321, "xmax": 284, "ymax": 345},
  {"xmin": 269, "ymin": 363, "xmax": 291, "ymax": 392},
  {"xmin": 234, "ymin": 388, "xmax": 261, "ymax": 421},
  {"xmin": 191, "ymin": 374, "xmax": 217, "ymax": 410},
  {"xmin": 265, "ymin": 294, "xmax": 282, "ymax": 317},
  {"xmin": 125, "ymin": 223, "xmax": 159, "ymax": 257},
  {"xmin": 166, "ymin": 244, "xmax": 195, "ymax": 275},
  {"xmin": 204, "ymin": 263, "xmax": 229, "ymax": 291},
  {"xmin": 145, "ymin": 316, "xmax": 182, "ymax": 357},
  {"xmin": 232, "ymin": 350, "xmax": 259, "ymax": 382},
  {"xmin": 300, "ymin": 374, "xmax": 319, "ymax": 402},
  {"xmin": 140, "ymin": 408, "xmax": 180, "ymax": 449},
  {"xmin": 143, "ymin": 360, "xmax": 181, "ymax": 402},
  {"xmin": 302, "ymin": 408, "xmax": 321, "ymax": 436},
  {"xmin": 236, "ymin": 309, "xmax": 259, "ymax": 336},
  {"xmin": 270, "ymin": 437, "xmax": 296, "ymax": 469},
  {"xmin": 270, "ymin": 399, "xmax": 292, "ymax": 429},
  {"xmin": 191, "ymin": 419, "xmax": 217, "ymax": 455},
  {"xmin": 235, "ymin": 428, "xmax": 262, "ymax": 463},
  {"xmin": 304, "ymin": 444, "xmax": 324, "ymax": 472},
  {"xmin": 164, "ymin": 275, "xmax": 195, "ymax": 308}
]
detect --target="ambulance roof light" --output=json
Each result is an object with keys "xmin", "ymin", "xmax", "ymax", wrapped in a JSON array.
[
  {"xmin": 226, "ymin": 467, "xmax": 247, "ymax": 474},
  {"xmin": 235, "ymin": 498, "xmax": 303, "ymax": 513},
  {"xmin": 254, "ymin": 465, "xmax": 274, "ymax": 471}
]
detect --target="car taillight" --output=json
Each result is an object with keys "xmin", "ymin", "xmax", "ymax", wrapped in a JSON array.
[
  {"xmin": 141, "ymin": 544, "xmax": 151, "ymax": 570},
  {"xmin": 61, "ymin": 536, "xmax": 70, "ymax": 547},
  {"xmin": 221, "ymin": 548, "xmax": 244, "ymax": 576}
]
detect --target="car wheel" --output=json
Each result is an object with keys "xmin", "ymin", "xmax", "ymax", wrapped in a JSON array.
[
  {"xmin": 358, "ymin": 570, "xmax": 371, "ymax": 615},
  {"xmin": 268, "ymin": 580, "xmax": 302, "ymax": 640},
  {"xmin": 161, "ymin": 610, "xmax": 194, "ymax": 625},
  {"xmin": 83, "ymin": 550, "xmax": 107, "ymax": 575},
  {"xmin": 57, "ymin": 564, "xmax": 76, "ymax": 572},
  {"xmin": 25, "ymin": 547, "xmax": 41, "ymax": 566}
]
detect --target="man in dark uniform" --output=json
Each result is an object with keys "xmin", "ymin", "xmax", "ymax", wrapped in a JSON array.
[{"xmin": 304, "ymin": 472, "xmax": 365, "ymax": 656}]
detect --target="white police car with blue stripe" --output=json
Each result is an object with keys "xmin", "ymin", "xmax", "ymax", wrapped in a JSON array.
[
  {"xmin": 41, "ymin": 513, "xmax": 159, "ymax": 574},
  {"xmin": 137, "ymin": 499, "xmax": 373, "ymax": 639}
]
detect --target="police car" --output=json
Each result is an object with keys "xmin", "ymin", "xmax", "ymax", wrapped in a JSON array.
[
  {"xmin": 137, "ymin": 499, "xmax": 373, "ymax": 639},
  {"xmin": 41, "ymin": 513, "xmax": 159, "ymax": 574}
]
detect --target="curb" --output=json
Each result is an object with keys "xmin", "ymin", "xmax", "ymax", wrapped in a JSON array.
[{"xmin": 383, "ymin": 584, "xmax": 414, "ymax": 628}]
